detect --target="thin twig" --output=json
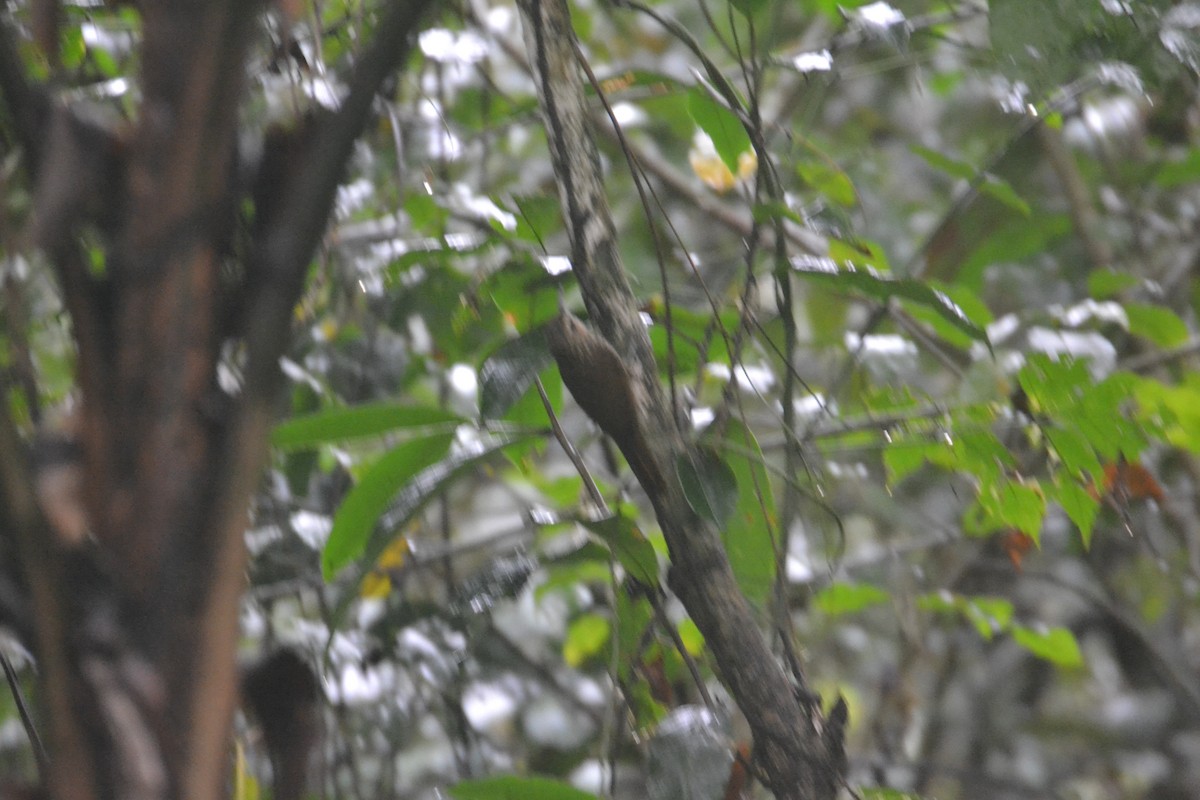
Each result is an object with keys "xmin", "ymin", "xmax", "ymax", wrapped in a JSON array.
[{"xmin": 1, "ymin": 647, "xmax": 49, "ymax": 779}]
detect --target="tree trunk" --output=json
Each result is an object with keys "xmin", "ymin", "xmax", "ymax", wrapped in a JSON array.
[{"xmin": 0, "ymin": 3, "xmax": 432, "ymax": 798}]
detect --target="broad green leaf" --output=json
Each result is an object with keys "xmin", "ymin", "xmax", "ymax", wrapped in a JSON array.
[
  {"xmin": 1012, "ymin": 625, "xmax": 1084, "ymax": 668},
  {"xmin": 677, "ymin": 445, "xmax": 738, "ymax": 527},
  {"xmin": 326, "ymin": 432, "xmax": 536, "ymax": 631},
  {"xmin": 581, "ymin": 515, "xmax": 661, "ymax": 586},
  {"xmin": 1088, "ymin": 269, "xmax": 1139, "ymax": 299},
  {"xmin": 564, "ymin": 612, "xmax": 611, "ymax": 667},
  {"xmin": 1125, "ymin": 303, "xmax": 1189, "ymax": 348},
  {"xmin": 959, "ymin": 213, "xmax": 1072, "ymax": 288},
  {"xmin": 322, "ymin": 432, "xmax": 456, "ymax": 579},
  {"xmin": 479, "ymin": 329, "xmax": 554, "ymax": 420},
  {"xmin": 961, "ymin": 596, "xmax": 1016, "ymax": 640},
  {"xmin": 1075, "ymin": 373, "xmax": 1148, "ymax": 462},
  {"xmin": 815, "ymin": 582, "xmax": 890, "ymax": 615},
  {"xmin": 615, "ymin": 590, "xmax": 654, "ymax": 683},
  {"xmin": 709, "ymin": 419, "xmax": 777, "ymax": 607},
  {"xmin": 1017, "ymin": 355, "xmax": 1090, "ymax": 416},
  {"xmin": 677, "ymin": 618, "xmax": 704, "ymax": 655},
  {"xmin": 1135, "ymin": 380, "xmax": 1200, "ymax": 453},
  {"xmin": 950, "ymin": 428, "xmax": 1014, "ymax": 483},
  {"xmin": 481, "ymin": 255, "xmax": 565, "ymax": 330},
  {"xmin": 510, "ymin": 193, "xmax": 565, "ymax": 245},
  {"xmin": 965, "ymin": 478, "xmax": 1045, "ymax": 543},
  {"xmin": 272, "ymin": 404, "xmax": 463, "ymax": 450},
  {"xmin": 404, "ymin": 192, "xmax": 448, "ymax": 234},
  {"xmin": 792, "ymin": 256, "xmax": 989, "ymax": 344},
  {"xmin": 883, "ymin": 438, "xmax": 939, "ymax": 484},
  {"xmin": 797, "ymin": 160, "xmax": 856, "ymax": 207},
  {"xmin": 687, "ymin": 87, "xmax": 750, "ymax": 175},
  {"xmin": 1044, "ymin": 425, "xmax": 1102, "ymax": 481},
  {"xmin": 919, "ymin": 592, "xmax": 1014, "ymax": 640},
  {"xmin": 450, "ymin": 776, "xmax": 600, "ymax": 800},
  {"xmin": 1050, "ymin": 478, "xmax": 1099, "ymax": 548},
  {"xmin": 828, "ymin": 237, "xmax": 890, "ymax": 270},
  {"xmin": 903, "ymin": 283, "xmax": 993, "ymax": 349}
]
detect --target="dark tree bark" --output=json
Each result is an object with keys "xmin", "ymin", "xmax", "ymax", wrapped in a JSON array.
[{"xmin": 0, "ymin": 2, "xmax": 433, "ymax": 798}]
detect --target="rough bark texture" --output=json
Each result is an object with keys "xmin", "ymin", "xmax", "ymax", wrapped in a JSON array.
[
  {"xmin": 516, "ymin": 0, "xmax": 846, "ymax": 797},
  {"xmin": 0, "ymin": 2, "xmax": 433, "ymax": 798}
]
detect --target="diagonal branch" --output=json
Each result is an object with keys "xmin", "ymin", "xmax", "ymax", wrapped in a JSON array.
[{"xmin": 515, "ymin": 0, "xmax": 844, "ymax": 797}]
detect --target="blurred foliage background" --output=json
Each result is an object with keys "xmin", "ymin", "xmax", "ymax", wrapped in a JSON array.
[{"xmin": 3, "ymin": 0, "xmax": 1200, "ymax": 798}]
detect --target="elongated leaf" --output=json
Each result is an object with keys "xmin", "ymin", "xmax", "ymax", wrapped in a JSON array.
[
  {"xmin": 1125, "ymin": 303, "xmax": 1189, "ymax": 347},
  {"xmin": 1012, "ymin": 624, "xmax": 1083, "ymax": 668},
  {"xmin": 816, "ymin": 582, "xmax": 890, "ymax": 615},
  {"xmin": 322, "ymin": 432, "xmax": 457, "ymax": 579},
  {"xmin": 479, "ymin": 328, "xmax": 554, "ymax": 420},
  {"xmin": 677, "ymin": 445, "xmax": 738, "ymax": 527},
  {"xmin": 328, "ymin": 432, "xmax": 536, "ymax": 629},
  {"xmin": 791, "ymin": 256, "xmax": 989, "ymax": 344},
  {"xmin": 563, "ymin": 612, "xmax": 611, "ymax": 667},
  {"xmin": 710, "ymin": 419, "xmax": 776, "ymax": 607},
  {"xmin": 272, "ymin": 403, "xmax": 463, "ymax": 450},
  {"xmin": 688, "ymin": 87, "xmax": 750, "ymax": 175},
  {"xmin": 581, "ymin": 515, "xmax": 660, "ymax": 586}
]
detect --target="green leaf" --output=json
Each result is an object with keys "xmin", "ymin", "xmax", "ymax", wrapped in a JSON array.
[
  {"xmin": 727, "ymin": 0, "xmax": 768, "ymax": 19},
  {"xmin": 581, "ymin": 515, "xmax": 661, "ymax": 586},
  {"xmin": 687, "ymin": 87, "xmax": 750, "ymax": 175},
  {"xmin": 883, "ymin": 438, "xmax": 945, "ymax": 484},
  {"xmin": 1087, "ymin": 269, "xmax": 1140, "ymax": 299},
  {"xmin": 709, "ymin": 419, "xmax": 777, "ymax": 607},
  {"xmin": 911, "ymin": 145, "xmax": 977, "ymax": 180},
  {"xmin": 919, "ymin": 592, "xmax": 1014, "ymax": 640},
  {"xmin": 272, "ymin": 404, "xmax": 463, "ymax": 450},
  {"xmin": 615, "ymin": 590, "xmax": 654, "ymax": 683},
  {"xmin": 903, "ymin": 283, "xmax": 993, "ymax": 349},
  {"xmin": 961, "ymin": 596, "xmax": 1015, "ymax": 640},
  {"xmin": 479, "ymin": 329, "xmax": 554, "ymax": 420},
  {"xmin": 828, "ymin": 237, "xmax": 890, "ymax": 270},
  {"xmin": 959, "ymin": 213, "xmax": 1072, "ymax": 288},
  {"xmin": 979, "ymin": 177, "xmax": 1031, "ymax": 216},
  {"xmin": 815, "ymin": 582, "xmax": 890, "ymax": 615},
  {"xmin": 913, "ymin": 144, "xmax": 1028, "ymax": 213},
  {"xmin": 1017, "ymin": 355, "xmax": 1089, "ymax": 416},
  {"xmin": 510, "ymin": 193, "xmax": 565, "ymax": 245},
  {"xmin": 481, "ymin": 255, "xmax": 565, "ymax": 331},
  {"xmin": 322, "ymin": 432, "xmax": 456, "ymax": 579},
  {"xmin": 1044, "ymin": 425, "xmax": 1102, "ymax": 481},
  {"xmin": 860, "ymin": 790, "xmax": 926, "ymax": 800},
  {"xmin": 1051, "ymin": 477, "xmax": 1099, "ymax": 548},
  {"xmin": 792, "ymin": 256, "xmax": 989, "ymax": 344},
  {"xmin": 450, "ymin": 776, "xmax": 600, "ymax": 800},
  {"xmin": 564, "ymin": 613, "xmax": 611, "ymax": 667},
  {"xmin": 677, "ymin": 445, "xmax": 739, "ymax": 526},
  {"xmin": 677, "ymin": 618, "xmax": 705, "ymax": 655},
  {"xmin": 326, "ymin": 433, "xmax": 537, "ymax": 636},
  {"xmin": 1012, "ymin": 625, "xmax": 1084, "ymax": 668},
  {"xmin": 1125, "ymin": 303, "xmax": 1189, "ymax": 348},
  {"xmin": 796, "ymin": 160, "xmax": 856, "ymax": 207},
  {"xmin": 965, "ymin": 478, "xmax": 1045, "ymax": 542}
]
